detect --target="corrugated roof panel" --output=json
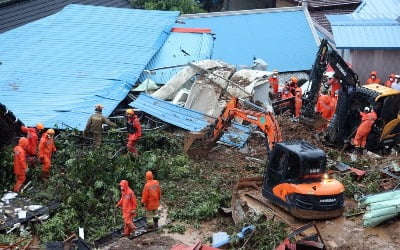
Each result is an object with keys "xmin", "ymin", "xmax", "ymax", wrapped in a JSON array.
[
  {"xmin": 327, "ymin": 0, "xmax": 400, "ymax": 49},
  {"xmin": 130, "ymin": 93, "xmax": 251, "ymax": 148},
  {"xmin": 0, "ymin": 0, "xmax": 133, "ymax": 33},
  {"xmin": 354, "ymin": 0, "xmax": 400, "ymax": 20},
  {"xmin": 0, "ymin": 4, "xmax": 179, "ymax": 129},
  {"xmin": 331, "ymin": 24, "xmax": 400, "ymax": 49},
  {"xmin": 179, "ymin": 7, "xmax": 319, "ymax": 72},
  {"xmin": 139, "ymin": 31, "xmax": 214, "ymax": 84}
]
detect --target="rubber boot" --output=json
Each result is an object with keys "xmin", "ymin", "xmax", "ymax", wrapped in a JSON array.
[
  {"xmin": 357, "ymin": 147, "xmax": 364, "ymax": 155},
  {"xmin": 153, "ymin": 217, "xmax": 159, "ymax": 229}
]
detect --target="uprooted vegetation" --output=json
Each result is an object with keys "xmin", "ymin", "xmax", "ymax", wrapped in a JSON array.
[
  {"xmin": 0, "ymin": 122, "xmax": 399, "ymax": 248},
  {"xmin": 1, "ymin": 129, "xmax": 281, "ymax": 246}
]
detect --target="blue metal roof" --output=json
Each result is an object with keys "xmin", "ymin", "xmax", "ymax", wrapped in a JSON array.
[
  {"xmin": 139, "ymin": 31, "xmax": 214, "ymax": 84},
  {"xmin": 130, "ymin": 93, "xmax": 251, "ymax": 148},
  {"xmin": 327, "ymin": 0, "xmax": 400, "ymax": 49},
  {"xmin": 0, "ymin": 4, "xmax": 179, "ymax": 130},
  {"xmin": 354, "ymin": 0, "xmax": 400, "ymax": 20},
  {"xmin": 178, "ymin": 7, "xmax": 319, "ymax": 72}
]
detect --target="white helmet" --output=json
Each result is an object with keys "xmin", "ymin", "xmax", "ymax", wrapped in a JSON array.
[{"xmin": 364, "ymin": 107, "xmax": 371, "ymax": 113}]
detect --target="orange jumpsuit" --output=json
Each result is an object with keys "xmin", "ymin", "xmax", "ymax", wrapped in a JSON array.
[
  {"xmin": 269, "ymin": 76, "xmax": 279, "ymax": 94},
  {"xmin": 281, "ymin": 91, "xmax": 294, "ymax": 100},
  {"xmin": 294, "ymin": 93, "xmax": 302, "ymax": 118},
  {"xmin": 20, "ymin": 126, "xmax": 39, "ymax": 156},
  {"xmin": 38, "ymin": 133, "xmax": 57, "ymax": 176},
  {"xmin": 117, "ymin": 180, "xmax": 137, "ymax": 236},
  {"xmin": 141, "ymin": 171, "xmax": 161, "ymax": 226},
  {"xmin": 385, "ymin": 75, "xmax": 395, "ymax": 88},
  {"xmin": 316, "ymin": 94, "xmax": 335, "ymax": 120},
  {"xmin": 126, "ymin": 115, "xmax": 142, "ymax": 154},
  {"xmin": 365, "ymin": 71, "xmax": 381, "ymax": 85},
  {"xmin": 354, "ymin": 111, "xmax": 377, "ymax": 148},
  {"xmin": 328, "ymin": 78, "xmax": 340, "ymax": 97},
  {"xmin": 13, "ymin": 138, "xmax": 28, "ymax": 192}
]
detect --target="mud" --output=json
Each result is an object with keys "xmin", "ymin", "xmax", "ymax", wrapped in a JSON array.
[{"xmin": 102, "ymin": 120, "xmax": 400, "ymax": 249}]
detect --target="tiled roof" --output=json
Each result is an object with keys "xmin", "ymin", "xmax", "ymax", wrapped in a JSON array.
[
  {"xmin": 0, "ymin": 0, "xmax": 132, "ymax": 33},
  {"xmin": 310, "ymin": 7, "xmax": 357, "ymax": 33}
]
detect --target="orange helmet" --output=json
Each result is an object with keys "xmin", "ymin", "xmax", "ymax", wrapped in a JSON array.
[
  {"xmin": 126, "ymin": 109, "xmax": 134, "ymax": 115},
  {"xmin": 290, "ymin": 77, "xmax": 298, "ymax": 84},
  {"xmin": 370, "ymin": 71, "xmax": 377, "ymax": 76},
  {"xmin": 36, "ymin": 123, "xmax": 44, "ymax": 130},
  {"xmin": 390, "ymin": 74, "xmax": 395, "ymax": 78},
  {"xmin": 47, "ymin": 129, "xmax": 55, "ymax": 135}
]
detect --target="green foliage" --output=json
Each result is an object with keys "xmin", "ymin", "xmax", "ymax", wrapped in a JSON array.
[
  {"xmin": 230, "ymin": 215, "xmax": 288, "ymax": 250},
  {"xmin": 0, "ymin": 146, "xmax": 14, "ymax": 190},
  {"xmin": 1, "ymin": 128, "xmax": 234, "ymax": 244},
  {"xmin": 166, "ymin": 223, "xmax": 186, "ymax": 234},
  {"xmin": 129, "ymin": 0, "xmax": 205, "ymax": 14},
  {"xmin": 336, "ymin": 170, "xmax": 381, "ymax": 197}
]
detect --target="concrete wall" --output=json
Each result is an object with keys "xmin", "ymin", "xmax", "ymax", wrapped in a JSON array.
[
  {"xmin": 223, "ymin": 0, "xmax": 276, "ymax": 11},
  {"xmin": 351, "ymin": 49, "xmax": 400, "ymax": 85}
]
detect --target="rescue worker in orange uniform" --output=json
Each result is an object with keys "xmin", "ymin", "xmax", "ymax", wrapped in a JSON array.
[
  {"xmin": 281, "ymin": 88, "xmax": 294, "ymax": 100},
  {"xmin": 327, "ymin": 76, "xmax": 340, "ymax": 97},
  {"xmin": 13, "ymin": 137, "xmax": 29, "ymax": 192},
  {"xmin": 365, "ymin": 71, "xmax": 381, "ymax": 85},
  {"xmin": 116, "ymin": 180, "xmax": 137, "ymax": 238},
  {"xmin": 38, "ymin": 129, "xmax": 57, "ymax": 179},
  {"xmin": 353, "ymin": 107, "xmax": 377, "ymax": 155},
  {"xmin": 125, "ymin": 109, "xmax": 142, "ymax": 155},
  {"xmin": 141, "ymin": 171, "xmax": 161, "ymax": 229},
  {"xmin": 316, "ymin": 90, "xmax": 335, "ymax": 120},
  {"xmin": 385, "ymin": 74, "xmax": 396, "ymax": 88},
  {"xmin": 83, "ymin": 104, "xmax": 117, "ymax": 146},
  {"xmin": 269, "ymin": 70, "xmax": 280, "ymax": 95},
  {"xmin": 20, "ymin": 123, "xmax": 44, "ymax": 166},
  {"xmin": 294, "ymin": 89, "xmax": 302, "ymax": 118},
  {"xmin": 285, "ymin": 77, "xmax": 299, "ymax": 96}
]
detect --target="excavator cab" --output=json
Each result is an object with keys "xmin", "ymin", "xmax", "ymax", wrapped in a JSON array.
[{"xmin": 262, "ymin": 141, "xmax": 345, "ymax": 219}]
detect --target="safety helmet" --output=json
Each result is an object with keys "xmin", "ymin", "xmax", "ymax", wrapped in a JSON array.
[
  {"xmin": 47, "ymin": 128, "xmax": 55, "ymax": 135},
  {"xmin": 290, "ymin": 77, "xmax": 298, "ymax": 84},
  {"xmin": 370, "ymin": 71, "xmax": 377, "ymax": 76},
  {"xmin": 36, "ymin": 123, "xmax": 44, "ymax": 130},
  {"xmin": 390, "ymin": 74, "xmax": 395, "ymax": 78},
  {"xmin": 272, "ymin": 69, "xmax": 279, "ymax": 74},
  {"xmin": 364, "ymin": 107, "xmax": 371, "ymax": 113},
  {"xmin": 126, "ymin": 109, "xmax": 134, "ymax": 115}
]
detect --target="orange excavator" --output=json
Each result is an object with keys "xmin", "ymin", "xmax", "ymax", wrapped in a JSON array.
[{"xmin": 184, "ymin": 97, "xmax": 345, "ymax": 220}]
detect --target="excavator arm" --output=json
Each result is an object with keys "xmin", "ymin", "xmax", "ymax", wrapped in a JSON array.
[
  {"xmin": 183, "ymin": 97, "xmax": 282, "ymax": 156},
  {"xmin": 211, "ymin": 97, "xmax": 282, "ymax": 151},
  {"xmin": 300, "ymin": 39, "xmax": 359, "ymax": 132}
]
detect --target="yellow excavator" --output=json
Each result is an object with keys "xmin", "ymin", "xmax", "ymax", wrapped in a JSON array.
[{"xmin": 300, "ymin": 39, "xmax": 400, "ymax": 152}]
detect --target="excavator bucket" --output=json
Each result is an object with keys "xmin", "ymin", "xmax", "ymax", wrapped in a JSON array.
[{"xmin": 183, "ymin": 131, "xmax": 214, "ymax": 157}]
